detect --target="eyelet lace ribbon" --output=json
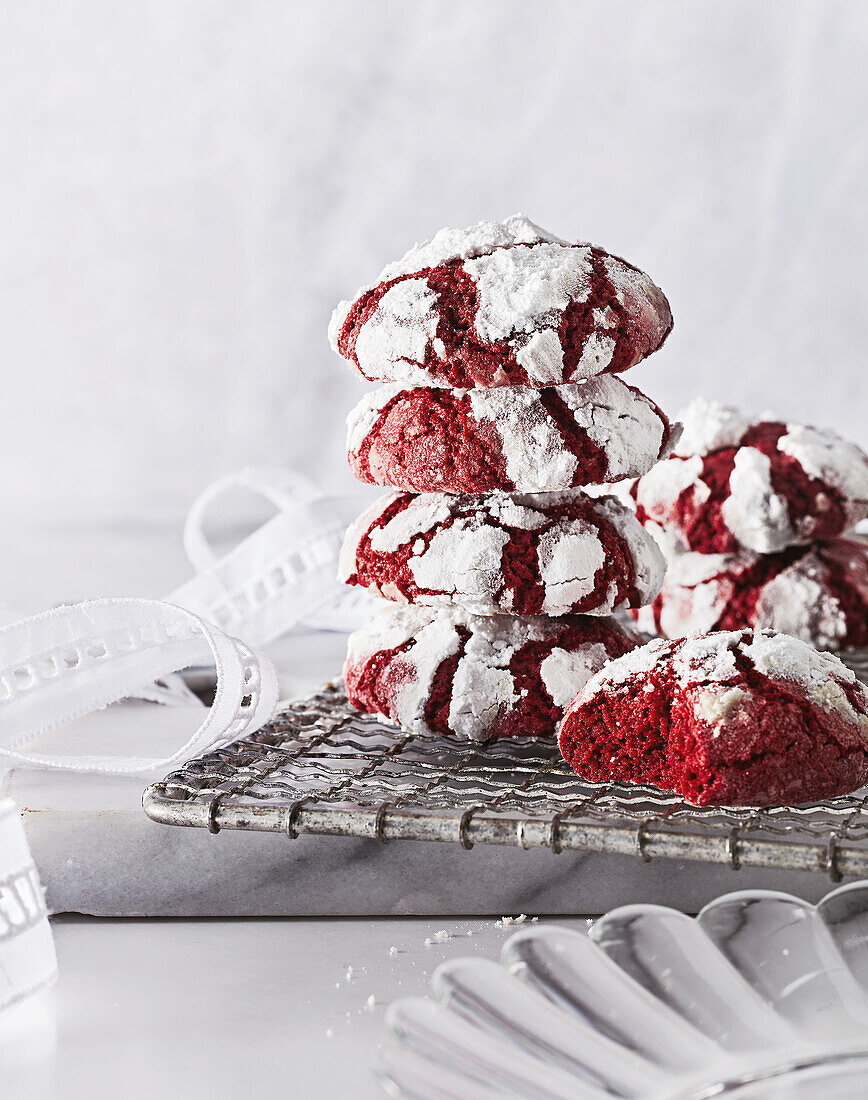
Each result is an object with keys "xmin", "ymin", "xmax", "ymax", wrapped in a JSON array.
[
  {"xmin": 0, "ymin": 799, "xmax": 57, "ymax": 1015},
  {"xmin": 166, "ymin": 465, "xmax": 380, "ymax": 642},
  {"xmin": 0, "ymin": 466, "xmax": 378, "ymax": 1018},
  {"xmin": 0, "ymin": 598, "xmax": 278, "ymax": 775}
]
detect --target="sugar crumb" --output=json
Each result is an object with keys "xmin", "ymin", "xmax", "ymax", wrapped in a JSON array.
[
  {"xmin": 425, "ymin": 929, "xmax": 454, "ymax": 946},
  {"xmin": 496, "ymin": 914, "xmax": 530, "ymax": 927}
]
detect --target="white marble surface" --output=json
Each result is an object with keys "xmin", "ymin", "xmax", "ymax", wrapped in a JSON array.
[
  {"xmin": 1, "ymin": 1, "xmax": 866, "ymax": 528},
  {"xmin": 2, "ymin": 913, "xmax": 592, "ymax": 1100}
]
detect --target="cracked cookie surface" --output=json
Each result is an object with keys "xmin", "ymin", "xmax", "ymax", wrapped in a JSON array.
[
  {"xmin": 631, "ymin": 398, "xmax": 868, "ymax": 554},
  {"xmin": 559, "ymin": 629, "xmax": 868, "ymax": 806},
  {"xmin": 346, "ymin": 375, "xmax": 675, "ymax": 494},
  {"xmin": 632, "ymin": 537, "xmax": 868, "ymax": 650},
  {"xmin": 345, "ymin": 605, "xmax": 639, "ymax": 741},
  {"xmin": 340, "ymin": 488, "xmax": 664, "ymax": 617},
  {"xmin": 329, "ymin": 214, "xmax": 672, "ymax": 389}
]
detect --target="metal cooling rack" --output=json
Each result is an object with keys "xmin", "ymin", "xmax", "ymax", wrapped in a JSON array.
[{"xmin": 144, "ymin": 648, "xmax": 868, "ymax": 881}]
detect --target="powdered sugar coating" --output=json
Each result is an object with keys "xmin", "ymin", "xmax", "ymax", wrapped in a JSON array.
[
  {"xmin": 633, "ymin": 538, "xmax": 868, "ymax": 650},
  {"xmin": 328, "ymin": 215, "xmax": 557, "ymax": 356},
  {"xmin": 329, "ymin": 215, "xmax": 672, "ymax": 389},
  {"xmin": 721, "ymin": 448, "xmax": 791, "ymax": 551},
  {"xmin": 580, "ymin": 629, "xmax": 868, "ymax": 730},
  {"xmin": 468, "ymin": 386, "xmax": 576, "ymax": 489},
  {"xmin": 536, "ymin": 517, "xmax": 606, "ymax": 611},
  {"xmin": 539, "ymin": 645, "xmax": 612, "ymax": 708},
  {"xmin": 779, "ymin": 424, "xmax": 868, "ymax": 505},
  {"xmin": 673, "ymin": 398, "xmax": 753, "ymax": 456},
  {"xmin": 352, "ymin": 278, "xmax": 439, "ymax": 370},
  {"xmin": 411, "ymin": 524, "xmax": 510, "ymax": 602},
  {"xmin": 345, "ymin": 385, "xmax": 396, "ymax": 457},
  {"xmin": 555, "ymin": 383, "xmax": 673, "ymax": 482},
  {"xmin": 340, "ymin": 488, "xmax": 665, "ymax": 617},
  {"xmin": 593, "ymin": 496, "xmax": 666, "ymax": 605},
  {"xmin": 463, "ymin": 244, "xmax": 593, "ymax": 343},
  {"xmin": 559, "ymin": 628, "xmax": 868, "ymax": 805},
  {"xmin": 346, "ymin": 376, "xmax": 674, "ymax": 494},
  {"xmin": 632, "ymin": 401, "xmax": 868, "ymax": 554},
  {"xmin": 345, "ymin": 605, "xmax": 638, "ymax": 741},
  {"xmin": 740, "ymin": 631, "xmax": 865, "ymax": 725},
  {"xmin": 382, "ymin": 214, "xmax": 562, "ymax": 279}
]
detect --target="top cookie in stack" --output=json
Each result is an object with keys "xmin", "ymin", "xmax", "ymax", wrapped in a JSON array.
[
  {"xmin": 332, "ymin": 216, "xmax": 676, "ymax": 741},
  {"xmin": 330, "ymin": 213, "xmax": 671, "ymax": 389}
]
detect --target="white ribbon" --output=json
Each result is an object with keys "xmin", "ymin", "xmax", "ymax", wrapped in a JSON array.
[
  {"xmin": 0, "ymin": 466, "xmax": 374, "ymax": 1020},
  {"xmin": 0, "ymin": 596, "xmax": 280, "ymax": 1020},
  {"xmin": 0, "ymin": 800, "xmax": 57, "ymax": 1016},
  {"xmin": 0, "ymin": 598, "xmax": 278, "ymax": 775},
  {"xmin": 167, "ymin": 465, "xmax": 380, "ymax": 642},
  {"xmin": 0, "ymin": 466, "xmax": 373, "ymax": 775}
]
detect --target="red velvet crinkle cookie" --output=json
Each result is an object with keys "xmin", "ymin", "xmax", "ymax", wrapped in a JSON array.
[
  {"xmin": 345, "ymin": 606, "xmax": 639, "ymax": 741},
  {"xmin": 329, "ymin": 215, "xmax": 672, "ymax": 389},
  {"xmin": 346, "ymin": 375, "xmax": 676, "ymax": 494},
  {"xmin": 339, "ymin": 489, "xmax": 664, "ymax": 617},
  {"xmin": 632, "ymin": 538, "xmax": 868, "ymax": 651},
  {"xmin": 559, "ymin": 630, "xmax": 868, "ymax": 806},
  {"xmin": 631, "ymin": 399, "xmax": 868, "ymax": 554}
]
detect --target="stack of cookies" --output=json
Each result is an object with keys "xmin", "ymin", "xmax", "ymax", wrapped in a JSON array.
[
  {"xmin": 330, "ymin": 215, "xmax": 677, "ymax": 740},
  {"xmin": 630, "ymin": 398, "xmax": 868, "ymax": 651}
]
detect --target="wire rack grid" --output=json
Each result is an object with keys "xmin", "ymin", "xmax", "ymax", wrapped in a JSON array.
[{"xmin": 143, "ymin": 647, "xmax": 868, "ymax": 881}]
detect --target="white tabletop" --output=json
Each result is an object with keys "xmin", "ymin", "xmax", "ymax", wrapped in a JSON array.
[{"xmin": 1, "ymin": 912, "xmax": 587, "ymax": 1100}]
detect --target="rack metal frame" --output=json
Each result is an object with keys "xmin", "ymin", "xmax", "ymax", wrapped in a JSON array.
[{"xmin": 144, "ymin": 648, "xmax": 868, "ymax": 882}]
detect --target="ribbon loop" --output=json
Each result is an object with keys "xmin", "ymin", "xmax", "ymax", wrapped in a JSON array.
[
  {"xmin": 182, "ymin": 466, "xmax": 322, "ymax": 572},
  {"xmin": 171, "ymin": 467, "xmax": 381, "ymax": 644},
  {"xmin": 0, "ymin": 598, "xmax": 279, "ymax": 775}
]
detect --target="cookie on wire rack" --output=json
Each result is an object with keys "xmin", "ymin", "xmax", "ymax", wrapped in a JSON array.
[
  {"xmin": 346, "ymin": 375, "xmax": 677, "ymax": 495},
  {"xmin": 329, "ymin": 214, "xmax": 672, "ymax": 390},
  {"xmin": 559, "ymin": 630, "xmax": 868, "ymax": 807},
  {"xmin": 345, "ymin": 605, "xmax": 639, "ymax": 741},
  {"xmin": 340, "ymin": 488, "xmax": 664, "ymax": 618}
]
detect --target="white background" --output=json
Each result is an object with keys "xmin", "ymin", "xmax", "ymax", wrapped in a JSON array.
[{"xmin": 2, "ymin": 0, "xmax": 866, "ymax": 528}]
